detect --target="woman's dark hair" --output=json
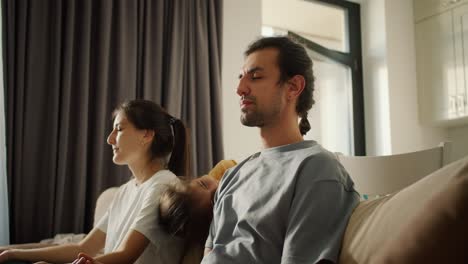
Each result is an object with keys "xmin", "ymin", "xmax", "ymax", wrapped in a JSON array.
[
  {"xmin": 113, "ymin": 99, "xmax": 187, "ymax": 175},
  {"xmin": 245, "ymin": 36, "xmax": 315, "ymax": 136}
]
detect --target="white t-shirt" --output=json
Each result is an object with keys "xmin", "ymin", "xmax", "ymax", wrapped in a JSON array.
[{"xmin": 96, "ymin": 170, "xmax": 183, "ymax": 264}]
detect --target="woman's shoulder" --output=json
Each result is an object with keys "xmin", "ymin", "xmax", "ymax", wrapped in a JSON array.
[
  {"xmin": 140, "ymin": 170, "xmax": 179, "ymax": 193},
  {"xmin": 151, "ymin": 169, "xmax": 178, "ymax": 184},
  {"xmin": 114, "ymin": 178, "xmax": 136, "ymax": 192}
]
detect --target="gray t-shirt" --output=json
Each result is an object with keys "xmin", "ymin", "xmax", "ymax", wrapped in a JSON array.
[{"xmin": 202, "ymin": 140, "xmax": 359, "ymax": 264}]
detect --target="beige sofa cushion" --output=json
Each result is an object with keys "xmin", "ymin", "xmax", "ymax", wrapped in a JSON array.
[
  {"xmin": 371, "ymin": 158, "xmax": 468, "ymax": 263},
  {"xmin": 339, "ymin": 156, "xmax": 468, "ymax": 264},
  {"xmin": 93, "ymin": 187, "xmax": 119, "ymax": 227}
]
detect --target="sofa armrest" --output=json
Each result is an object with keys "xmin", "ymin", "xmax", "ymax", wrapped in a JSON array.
[{"xmin": 93, "ymin": 187, "xmax": 118, "ymax": 227}]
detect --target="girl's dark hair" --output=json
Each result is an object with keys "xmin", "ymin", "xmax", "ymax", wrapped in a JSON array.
[
  {"xmin": 159, "ymin": 181, "xmax": 208, "ymax": 262},
  {"xmin": 159, "ymin": 181, "xmax": 192, "ymax": 238},
  {"xmin": 113, "ymin": 99, "xmax": 187, "ymax": 175},
  {"xmin": 245, "ymin": 36, "xmax": 315, "ymax": 135},
  {"xmin": 158, "ymin": 181, "xmax": 211, "ymax": 240}
]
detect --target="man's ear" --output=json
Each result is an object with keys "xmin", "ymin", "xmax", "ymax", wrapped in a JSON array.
[{"xmin": 287, "ymin": 75, "xmax": 306, "ymax": 100}]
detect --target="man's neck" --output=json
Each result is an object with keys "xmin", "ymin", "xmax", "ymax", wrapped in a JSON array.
[{"xmin": 260, "ymin": 119, "xmax": 304, "ymax": 149}]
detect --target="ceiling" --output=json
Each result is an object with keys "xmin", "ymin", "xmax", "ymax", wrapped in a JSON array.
[{"xmin": 262, "ymin": 0, "xmax": 347, "ymax": 42}]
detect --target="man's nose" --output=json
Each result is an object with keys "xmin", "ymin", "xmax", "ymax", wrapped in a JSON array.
[{"xmin": 236, "ymin": 77, "xmax": 250, "ymax": 97}]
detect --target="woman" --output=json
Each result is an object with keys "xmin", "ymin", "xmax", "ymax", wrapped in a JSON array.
[{"xmin": 0, "ymin": 100, "xmax": 187, "ymax": 264}]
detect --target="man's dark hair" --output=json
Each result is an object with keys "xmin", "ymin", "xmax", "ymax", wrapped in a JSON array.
[{"xmin": 245, "ymin": 36, "xmax": 315, "ymax": 135}]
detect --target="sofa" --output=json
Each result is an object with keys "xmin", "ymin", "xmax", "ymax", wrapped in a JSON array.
[
  {"xmin": 87, "ymin": 156, "xmax": 468, "ymax": 263},
  {"xmin": 339, "ymin": 155, "xmax": 468, "ymax": 263}
]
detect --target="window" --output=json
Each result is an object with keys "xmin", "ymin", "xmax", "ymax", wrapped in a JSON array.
[{"xmin": 262, "ymin": 0, "xmax": 365, "ymax": 155}]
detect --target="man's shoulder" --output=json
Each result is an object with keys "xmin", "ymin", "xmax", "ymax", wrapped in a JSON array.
[
  {"xmin": 302, "ymin": 146, "xmax": 340, "ymax": 165},
  {"xmin": 298, "ymin": 147, "xmax": 353, "ymax": 185},
  {"xmin": 287, "ymin": 141, "xmax": 339, "ymax": 165}
]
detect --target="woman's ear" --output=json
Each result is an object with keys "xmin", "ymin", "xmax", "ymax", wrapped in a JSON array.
[
  {"xmin": 287, "ymin": 75, "xmax": 306, "ymax": 100},
  {"xmin": 142, "ymin": 129, "xmax": 155, "ymax": 145}
]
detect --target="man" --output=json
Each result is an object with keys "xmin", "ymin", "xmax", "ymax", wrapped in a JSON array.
[{"xmin": 202, "ymin": 37, "xmax": 360, "ymax": 263}]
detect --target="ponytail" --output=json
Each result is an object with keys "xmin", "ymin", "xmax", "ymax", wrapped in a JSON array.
[
  {"xmin": 167, "ymin": 117, "xmax": 188, "ymax": 176},
  {"xmin": 299, "ymin": 112, "xmax": 311, "ymax": 136}
]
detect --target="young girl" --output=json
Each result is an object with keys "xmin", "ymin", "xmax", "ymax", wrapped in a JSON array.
[
  {"xmin": 0, "ymin": 100, "xmax": 187, "ymax": 264},
  {"xmin": 158, "ymin": 160, "xmax": 237, "ymax": 264}
]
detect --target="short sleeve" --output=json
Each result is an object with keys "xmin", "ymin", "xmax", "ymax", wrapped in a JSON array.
[
  {"xmin": 96, "ymin": 211, "xmax": 109, "ymax": 233},
  {"xmin": 131, "ymin": 184, "xmax": 168, "ymax": 246},
  {"xmin": 205, "ymin": 184, "xmax": 221, "ymax": 249},
  {"xmin": 205, "ymin": 221, "xmax": 214, "ymax": 249},
  {"xmin": 281, "ymin": 157, "xmax": 359, "ymax": 264}
]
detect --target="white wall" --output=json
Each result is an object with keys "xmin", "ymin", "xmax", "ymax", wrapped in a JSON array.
[
  {"xmin": 222, "ymin": 0, "xmax": 263, "ymax": 161},
  {"xmin": 380, "ymin": 0, "xmax": 468, "ymax": 161},
  {"xmin": 262, "ymin": 0, "xmax": 345, "ymax": 50},
  {"xmin": 384, "ymin": 0, "xmax": 447, "ymax": 154},
  {"xmin": 360, "ymin": 0, "xmax": 449, "ymax": 156},
  {"xmin": 0, "ymin": 1, "xmax": 10, "ymax": 245},
  {"xmin": 360, "ymin": 0, "xmax": 392, "ymax": 155}
]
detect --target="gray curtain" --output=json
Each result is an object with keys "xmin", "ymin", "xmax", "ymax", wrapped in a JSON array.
[
  {"xmin": 2, "ymin": 0, "xmax": 223, "ymax": 243},
  {"xmin": 0, "ymin": 0, "xmax": 9, "ymax": 245}
]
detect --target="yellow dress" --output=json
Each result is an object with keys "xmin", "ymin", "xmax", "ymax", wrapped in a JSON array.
[{"xmin": 207, "ymin": 160, "xmax": 237, "ymax": 181}]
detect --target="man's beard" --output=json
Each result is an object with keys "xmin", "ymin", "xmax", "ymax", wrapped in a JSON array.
[
  {"xmin": 239, "ymin": 91, "xmax": 283, "ymax": 127},
  {"xmin": 239, "ymin": 95, "xmax": 264, "ymax": 127},
  {"xmin": 240, "ymin": 109, "xmax": 265, "ymax": 127},
  {"xmin": 240, "ymin": 103, "xmax": 281, "ymax": 128}
]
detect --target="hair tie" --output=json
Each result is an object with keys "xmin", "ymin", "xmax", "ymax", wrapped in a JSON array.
[{"xmin": 169, "ymin": 117, "xmax": 177, "ymax": 125}]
